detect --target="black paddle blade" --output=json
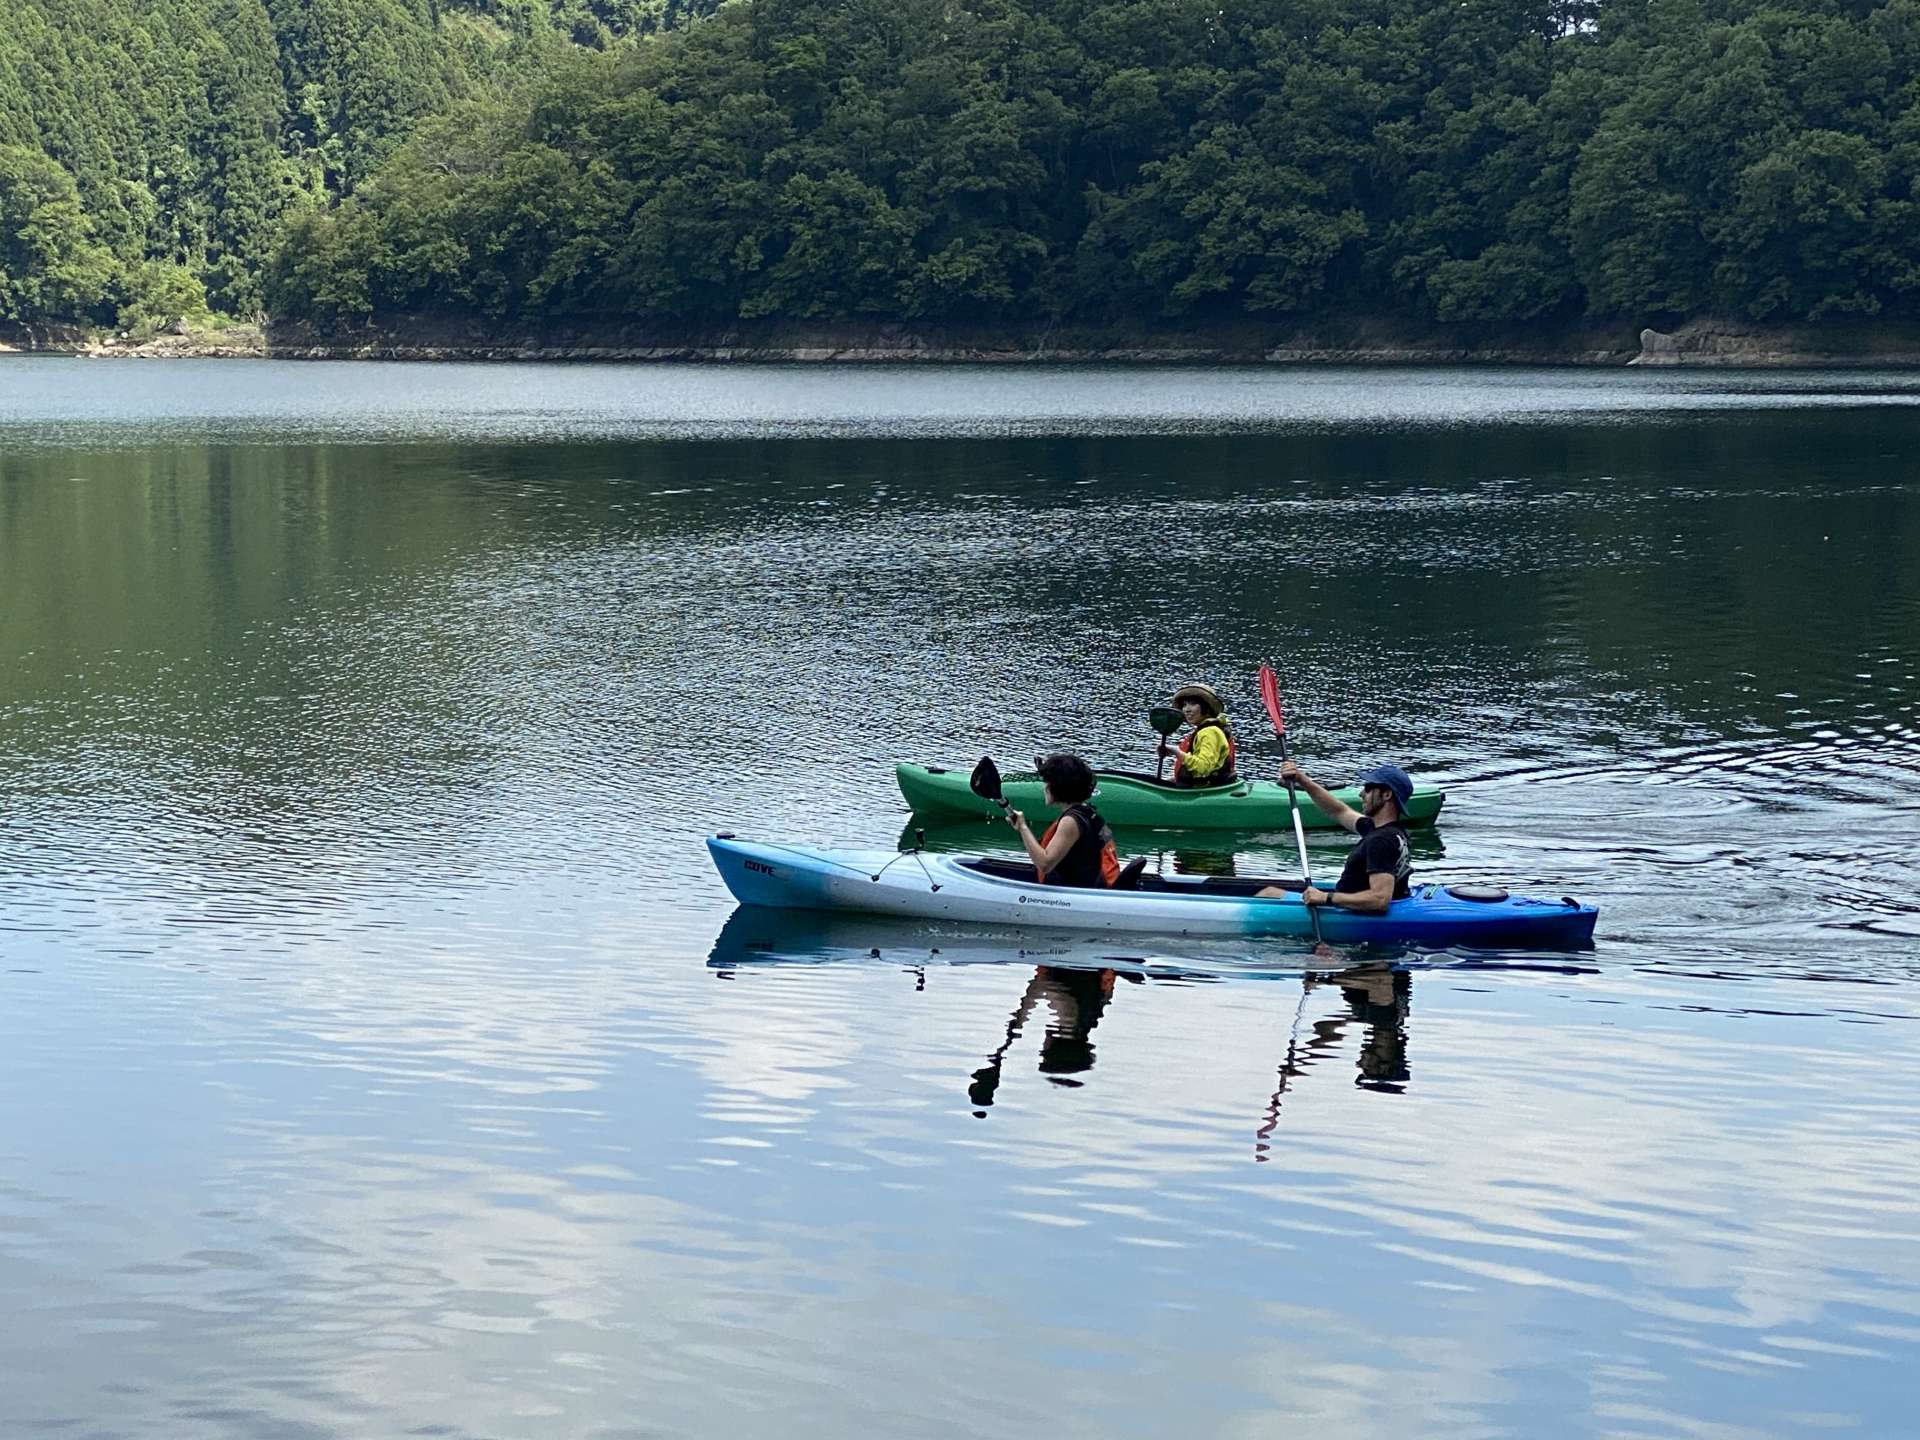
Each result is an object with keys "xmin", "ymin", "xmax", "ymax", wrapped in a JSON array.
[
  {"xmin": 1148, "ymin": 705, "xmax": 1184, "ymax": 737},
  {"xmin": 969, "ymin": 755, "xmax": 1004, "ymax": 802}
]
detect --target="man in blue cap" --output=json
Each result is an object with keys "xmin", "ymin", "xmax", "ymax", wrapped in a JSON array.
[{"xmin": 1269, "ymin": 760, "xmax": 1416, "ymax": 914}]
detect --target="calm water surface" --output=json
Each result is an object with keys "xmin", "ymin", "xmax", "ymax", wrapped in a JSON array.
[{"xmin": 1, "ymin": 358, "xmax": 1917, "ymax": 1438}]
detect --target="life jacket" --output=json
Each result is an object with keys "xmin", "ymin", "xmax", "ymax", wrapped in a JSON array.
[
  {"xmin": 1174, "ymin": 716, "xmax": 1237, "ymax": 786},
  {"xmin": 1039, "ymin": 802, "xmax": 1122, "ymax": 888}
]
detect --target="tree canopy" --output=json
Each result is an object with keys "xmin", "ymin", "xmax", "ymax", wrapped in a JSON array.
[
  {"xmin": 0, "ymin": 0, "xmax": 698, "ymax": 327},
  {"xmin": 4, "ymin": 0, "xmax": 1920, "ymax": 333}
]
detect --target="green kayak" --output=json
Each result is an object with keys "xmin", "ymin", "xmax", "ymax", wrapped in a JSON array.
[{"xmin": 896, "ymin": 763, "xmax": 1446, "ymax": 831}]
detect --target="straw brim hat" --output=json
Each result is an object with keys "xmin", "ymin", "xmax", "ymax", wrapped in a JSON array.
[{"xmin": 1169, "ymin": 683, "xmax": 1225, "ymax": 717}]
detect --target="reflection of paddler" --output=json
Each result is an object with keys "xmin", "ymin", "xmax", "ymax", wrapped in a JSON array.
[
  {"xmin": 1035, "ymin": 966, "xmax": 1117, "ymax": 1080},
  {"xmin": 968, "ymin": 966, "xmax": 1133, "ymax": 1112},
  {"xmin": 1255, "ymin": 963, "xmax": 1413, "ymax": 1154},
  {"xmin": 1158, "ymin": 683, "xmax": 1238, "ymax": 788},
  {"xmin": 1319, "ymin": 964, "xmax": 1410, "ymax": 1089}
]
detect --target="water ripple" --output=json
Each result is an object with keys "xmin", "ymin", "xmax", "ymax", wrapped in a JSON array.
[{"xmin": 3, "ymin": 367, "xmax": 1919, "ymax": 1437}]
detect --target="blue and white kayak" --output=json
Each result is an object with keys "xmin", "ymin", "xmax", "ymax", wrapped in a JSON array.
[{"xmin": 707, "ymin": 836, "xmax": 1598, "ymax": 948}]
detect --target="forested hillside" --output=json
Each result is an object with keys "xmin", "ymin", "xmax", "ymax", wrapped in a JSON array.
[
  {"xmin": 5, "ymin": 0, "xmax": 1920, "ymax": 338},
  {"xmin": 0, "ymin": 0, "xmax": 699, "ymax": 331}
]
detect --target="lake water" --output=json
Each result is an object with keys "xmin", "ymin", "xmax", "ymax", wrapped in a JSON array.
[{"xmin": 2, "ymin": 358, "xmax": 1917, "ymax": 1439}]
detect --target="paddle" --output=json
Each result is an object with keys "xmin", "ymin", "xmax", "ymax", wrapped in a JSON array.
[
  {"xmin": 1258, "ymin": 663, "xmax": 1322, "ymax": 942},
  {"xmin": 1148, "ymin": 705, "xmax": 1183, "ymax": 779},
  {"xmin": 969, "ymin": 755, "xmax": 1013, "ymax": 818}
]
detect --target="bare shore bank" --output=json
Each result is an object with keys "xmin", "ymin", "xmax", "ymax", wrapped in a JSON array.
[{"xmin": 12, "ymin": 316, "xmax": 1920, "ymax": 366}]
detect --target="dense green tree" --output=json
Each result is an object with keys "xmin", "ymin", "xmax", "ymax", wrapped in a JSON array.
[
  {"xmin": 117, "ymin": 259, "xmax": 214, "ymax": 335},
  {"xmin": 0, "ymin": 145, "xmax": 114, "ymax": 322}
]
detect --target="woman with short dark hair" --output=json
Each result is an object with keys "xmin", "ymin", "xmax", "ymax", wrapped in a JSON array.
[{"xmin": 1005, "ymin": 753, "xmax": 1121, "ymax": 887}]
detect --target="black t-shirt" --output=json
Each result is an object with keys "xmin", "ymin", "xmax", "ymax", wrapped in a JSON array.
[{"xmin": 1335, "ymin": 817, "xmax": 1412, "ymax": 899}]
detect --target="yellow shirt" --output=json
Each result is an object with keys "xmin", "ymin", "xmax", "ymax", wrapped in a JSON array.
[{"xmin": 1180, "ymin": 717, "xmax": 1234, "ymax": 780}]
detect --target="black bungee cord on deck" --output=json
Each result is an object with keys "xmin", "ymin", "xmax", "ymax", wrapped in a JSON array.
[{"xmin": 869, "ymin": 827, "xmax": 942, "ymax": 891}]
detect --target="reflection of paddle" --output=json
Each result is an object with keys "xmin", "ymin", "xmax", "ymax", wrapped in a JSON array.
[
  {"xmin": 1149, "ymin": 705, "xmax": 1182, "ymax": 779},
  {"xmin": 1254, "ymin": 977, "xmax": 1315, "ymax": 1161},
  {"xmin": 970, "ymin": 971, "xmax": 1043, "ymax": 1111},
  {"xmin": 970, "ymin": 755, "xmax": 1013, "ymax": 818},
  {"xmin": 1259, "ymin": 663, "xmax": 1321, "ymax": 943}
]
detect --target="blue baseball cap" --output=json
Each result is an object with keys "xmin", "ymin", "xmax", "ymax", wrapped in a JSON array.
[{"xmin": 1357, "ymin": 764, "xmax": 1414, "ymax": 813}]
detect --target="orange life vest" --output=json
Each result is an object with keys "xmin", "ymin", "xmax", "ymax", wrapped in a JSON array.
[{"xmin": 1039, "ymin": 803, "xmax": 1121, "ymax": 887}]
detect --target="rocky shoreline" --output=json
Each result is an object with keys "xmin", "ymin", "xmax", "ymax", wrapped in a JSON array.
[{"xmin": 14, "ymin": 316, "xmax": 1920, "ymax": 366}]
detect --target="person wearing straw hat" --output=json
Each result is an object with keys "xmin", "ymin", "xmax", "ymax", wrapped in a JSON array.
[{"xmin": 1160, "ymin": 683, "xmax": 1238, "ymax": 788}]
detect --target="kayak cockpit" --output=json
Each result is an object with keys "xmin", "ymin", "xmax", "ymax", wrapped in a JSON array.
[
  {"xmin": 1094, "ymin": 770, "xmax": 1248, "ymax": 794},
  {"xmin": 957, "ymin": 856, "xmax": 1305, "ymax": 898}
]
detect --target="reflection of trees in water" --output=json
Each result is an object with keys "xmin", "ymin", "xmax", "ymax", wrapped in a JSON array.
[
  {"xmin": 1169, "ymin": 848, "xmax": 1237, "ymax": 878},
  {"xmin": 0, "ymin": 443, "xmax": 519, "ymax": 768},
  {"xmin": 0, "ymin": 441, "xmax": 628, "ymax": 882},
  {"xmin": 8, "ymin": 418, "xmax": 1914, "ymax": 777}
]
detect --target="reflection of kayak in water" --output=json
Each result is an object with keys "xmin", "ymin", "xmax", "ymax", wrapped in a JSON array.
[
  {"xmin": 708, "ymin": 836, "xmax": 1598, "ymax": 949},
  {"xmin": 709, "ymin": 907, "xmax": 1310, "ymax": 981},
  {"xmin": 898, "ymin": 762, "xmax": 1446, "ymax": 830},
  {"xmin": 706, "ymin": 908, "xmax": 1599, "ymax": 983}
]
